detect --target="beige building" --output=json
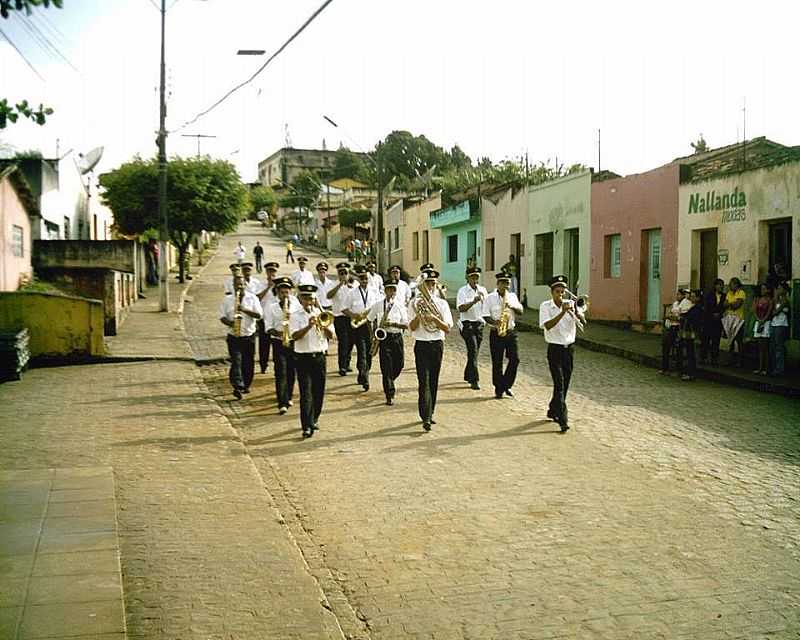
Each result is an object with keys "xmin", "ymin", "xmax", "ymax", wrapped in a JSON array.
[
  {"xmin": 400, "ymin": 193, "xmax": 442, "ymax": 275},
  {"xmin": 480, "ymin": 184, "xmax": 528, "ymax": 290},
  {"xmin": 0, "ymin": 166, "xmax": 38, "ymax": 291},
  {"xmin": 258, "ymin": 148, "xmax": 338, "ymax": 188}
]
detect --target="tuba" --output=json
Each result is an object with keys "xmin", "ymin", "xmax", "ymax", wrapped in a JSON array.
[{"xmin": 414, "ymin": 278, "xmax": 445, "ymax": 332}]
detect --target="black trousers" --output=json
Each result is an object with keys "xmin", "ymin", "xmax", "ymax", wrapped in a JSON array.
[
  {"xmin": 547, "ymin": 343, "xmax": 574, "ymax": 424},
  {"xmin": 226, "ymin": 334, "xmax": 255, "ymax": 391},
  {"xmin": 352, "ymin": 324, "xmax": 373, "ymax": 385},
  {"xmin": 683, "ymin": 335, "xmax": 697, "ymax": 376},
  {"xmin": 254, "ymin": 254, "xmax": 263, "ymax": 272},
  {"xmin": 460, "ymin": 321, "xmax": 483, "ymax": 384},
  {"xmin": 414, "ymin": 340, "xmax": 443, "ymax": 423},
  {"xmin": 295, "ymin": 352, "xmax": 326, "ymax": 431},
  {"xmin": 271, "ymin": 338, "xmax": 296, "ymax": 407},
  {"xmin": 489, "ymin": 330, "xmax": 520, "ymax": 395},
  {"xmin": 700, "ymin": 319, "xmax": 722, "ymax": 364},
  {"xmin": 379, "ymin": 333, "xmax": 404, "ymax": 399},
  {"xmin": 661, "ymin": 326, "xmax": 681, "ymax": 371},
  {"xmin": 257, "ymin": 321, "xmax": 271, "ymax": 372},
  {"xmin": 333, "ymin": 316, "xmax": 353, "ymax": 372}
]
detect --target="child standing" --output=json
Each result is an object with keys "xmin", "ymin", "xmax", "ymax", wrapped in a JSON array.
[{"xmin": 751, "ymin": 283, "xmax": 774, "ymax": 375}]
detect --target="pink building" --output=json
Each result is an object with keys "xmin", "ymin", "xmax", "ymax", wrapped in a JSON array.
[
  {"xmin": 1, "ymin": 166, "xmax": 39, "ymax": 292},
  {"xmin": 590, "ymin": 165, "xmax": 681, "ymax": 324}
]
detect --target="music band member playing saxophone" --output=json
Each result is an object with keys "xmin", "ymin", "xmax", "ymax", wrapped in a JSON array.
[
  {"xmin": 457, "ymin": 266, "xmax": 489, "ymax": 390},
  {"xmin": 219, "ymin": 271, "xmax": 262, "ymax": 399},
  {"xmin": 367, "ymin": 277, "xmax": 409, "ymax": 405},
  {"xmin": 539, "ymin": 275, "xmax": 585, "ymax": 433},
  {"xmin": 256, "ymin": 261, "xmax": 280, "ymax": 374},
  {"xmin": 327, "ymin": 262, "xmax": 355, "ymax": 376},
  {"xmin": 264, "ymin": 277, "xmax": 300, "ymax": 415},
  {"xmin": 408, "ymin": 270, "xmax": 453, "ymax": 432},
  {"xmin": 290, "ymin": 284, "xmax": 334, "ymax": 438},
  {"xmin": 344, "ymin": 265, "xmax": 382, "ymax": 391},
  {"xmin": 482, "ymin": 271, "xmax": 524, "ymax": 400}
]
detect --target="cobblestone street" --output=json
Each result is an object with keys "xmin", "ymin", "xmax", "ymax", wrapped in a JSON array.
[{"xmin": 1, "ymin": 223, "xmax": 798, "ymax": 639}]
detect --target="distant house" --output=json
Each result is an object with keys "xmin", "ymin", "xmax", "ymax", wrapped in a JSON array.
[{"xmin": 0, "ymin": 165, "xmax": 40, "ymax": 291}]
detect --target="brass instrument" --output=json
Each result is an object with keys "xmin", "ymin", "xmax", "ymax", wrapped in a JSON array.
[
  {"xmin": 496, "ymin": 291, "xmax": 511, "ymax": 337},
  {"xmin": 370, "ymin": 300, "xmax": 392, "ymax": 357},
  {"xmin": 350, "ymin": 309, "xmax": 370, "ymax": 329},
  {"xmin": 414, "ymin": 278, "xmax": 445, "ymax": 332},
  {"xmin": 232, "ymin": 288, "xmax": 244, "ymax": 337},
  {"xmin": 318, "ymin": 310, "xmax": 334, "ymax": 328},
  {"xmin": 281, "ymin": 298, "xmax": 292, "ymax": 346},
  {"xmin": 563, "ymin": 288, "xmax": 588, "ymax": 332}
]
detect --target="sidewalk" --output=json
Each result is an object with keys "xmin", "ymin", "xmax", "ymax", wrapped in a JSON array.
[{"xmin": 516, "ymin": 307, "xmax": 800, "ymax": 398}]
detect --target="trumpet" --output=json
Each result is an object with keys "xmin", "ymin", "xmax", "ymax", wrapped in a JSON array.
[{"xmin": 562, "ymin": 288, "xmax": 588, "ymax": 332}]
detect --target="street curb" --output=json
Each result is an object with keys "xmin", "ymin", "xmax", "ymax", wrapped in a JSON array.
[
  {"xmin": 29, "ymin": 354, "xmax": 196, "ymax": 369},
  {"xmin": 195, "ymin": 356, "xmax": 229, "ymax": 366},
  {"xmin": 517, "ymin": 320, "xmax": 800, "ymax": 399}
]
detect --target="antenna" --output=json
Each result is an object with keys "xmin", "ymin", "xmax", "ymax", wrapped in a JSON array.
[
  {"xmin": 180, "ymin": 133, "xmax": 217, "ymax": 157},
  {"xmin": 76, "ymin": 147, "xmax": 104, "ymax": 174},
  {"xmin": 742, "ymin": 97, "xmax": 747, "ymax": 169},
  {"xmin": 284, "ymin": 123, "xmax": 292, "ymax": 148},
  {"xmin": 597, "ymin": 128, "xmax": 601, "ymax": 173}
]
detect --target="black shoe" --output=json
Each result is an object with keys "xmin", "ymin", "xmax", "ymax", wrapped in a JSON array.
[
  {"xmin": 302, "ymin": 429, "xmax": 312, "ymax": 438},
  {"xmin": 260, "ymin": 368, "xmax": 267, "ymax": 374},
  {"xmin": 559, "ymin": 421, "xmax": 570, "ymax": 433},
  {"xmin": 431, "ymin": 419, "xmax": 436, "ymax": 425},
  {"xmin": 546, "ymin": 410, "xmax": 558, "ymax": 422},
  {"xmin": 422, "ymin": 422, "xmax": 431, "ymax": 432},
  {"xmin": 386, "ymin": 398, "xmax": 394, "ymax": 406},
  {"xmin": 362, "ymin": 383, "xmax": 370, "ymax": 392},
  {"xmin": 470, "ymin": 382, "xmax": 480, "ymax": 390},
  {"xmin": 494, "ymin": 393, "xmax": 503, "ymax": 399},
  {"xmin": 346, "ymin": 367, "xmax": 353, "ymax": 372},
  {"xmin": 312, "ymin": 423, "xmax": 319, "ymax": 432},
  {"xmin": 279, "ymin": 406, "xmax": 288, "ymax": 415},
  {"xmin": 504, "ymin": 389, "xmax": 514, "ymax": 398},
  {"xmin": 233, "ymin": 388, "xmax": 242, "ymax": 399},
  {"xmin": 339, "ymin": 369, "xmax": 347, "ymax": 376},
  {"xmin": 242, "ymin": 388, "xmax": 251, "ymax": 394}
]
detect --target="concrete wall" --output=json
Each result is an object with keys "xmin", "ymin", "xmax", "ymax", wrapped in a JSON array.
[
  {"xmin": 386, "ymin": 199, "xmax": 404, "ymax": 267},
  {"xmin": 481, "ymin": 186, "xmax": 528, "ymax": 291},
  {"xmin": 677, "ymin": 162, "xmax": 800, "ymax": 288},
  {"xmin": 0, "ymin": 291, "xmax": 104, "ymax": 357},
  {"xmin": 0, "ymin": 176, "xmax": 33, "ymax": 292},
  {"xmin": 527, "ymin": 171, "xmax": 592, "ymax": 308},
  {"xmin": 401, "ymin": 194, "xmax": 442, "ymax": 276},
  {"xmin": 33, "ymin": 240, "xmax": 137, "ymax": 273},
  {"xmin": 590, "ymin": 164, "xmax": 681, "ymax": 322}
]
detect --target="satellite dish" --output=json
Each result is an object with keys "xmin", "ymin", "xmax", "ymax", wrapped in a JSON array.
[{"xmin": 76, "ymin": 146, "xmax": 104, "ymax": 174}]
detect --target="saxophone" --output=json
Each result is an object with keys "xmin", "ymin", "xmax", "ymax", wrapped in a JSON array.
[
  {"xmin": 232, "ymin": 288, "xmax": 244, "ymax": 337},
  {"xmin": 281, "ymin": 298, "xmax": 292, "ymax": 346},
  {"xmin": 370, "ymin": 300, "xmax": 391, "ymax": 357},
  {"xmin": 496, "ymin": 291, "xmax": 511, "ymax": 337}
]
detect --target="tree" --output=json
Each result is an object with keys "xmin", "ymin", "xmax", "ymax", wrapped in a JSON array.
[
  {"xmin": 100, "ymin": 156, "xmax": 248, "ymax": 283},
  {"xmin": 249, "ymin": 185, "xmax": 277, "ymax": 218},
  {"xmin": 277, "ymin": 170, "xmax": 319, "ymax": 211},
  {"xmin": 337, "ymin": 207, "xmax": 371, "ymax": 238},
  {"xmin": 690, "ymin": 134, "xmax": 708, "ymax": 154},
  {"xmin": 331, "ymin": 147, "xmax": 368, "ymax": 182}
]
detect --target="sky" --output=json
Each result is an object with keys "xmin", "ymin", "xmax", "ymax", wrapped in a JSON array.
[{"xmin": 1, "ymin": 0, "xmax": 799, "ymax": 183}]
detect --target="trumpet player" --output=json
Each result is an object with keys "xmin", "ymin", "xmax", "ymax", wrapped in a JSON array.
[
  {"xmin": 367, "ymin": 277, "xmax": 409, "ymax": 405},
  {"xmin": 265, "ymin": 277, "xmax": 300, "ymax": 414},
  {"xmin": 344, "ymin": 265, "xmax": 382, "ymax": 391},
  {"xmin": 408, "ymin": 270, "xmax": 453, "ymax": 432},
  {"xmin": 366, "ymin": 259, "xmax": 384, "ymax": 294},
  {"xmin": 539, "ymin": 275, "xmax": 585, "ymax": 433},
  {"xmin": 388, "ymin": 264, "xmax": 412, "ymax": 305},
  {"xmin": 457, "ymin": 266, "xmax": 489, "ymax": 390},
  {"xmin": 290, "ymin": 284, "xmax": 334, "ymax": 438},
  {"xmin": 482, "ymin": 271, "xmax": 523, "ymax": 400},
  {"xmin": 327, "ymin": 262, "xmax": 355, "ymax": 376},
  {"xmin": 219, "ymin": 271, "xmax": 262, "ymax": 400}
]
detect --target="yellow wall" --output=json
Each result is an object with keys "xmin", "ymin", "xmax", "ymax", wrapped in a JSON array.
[
  {"xmin": 401, "ymin": 194, "xmax": 442, "ymax": 275},
  {"xmin": 0, "ymin": 292, "xmax": 104, "ymax": 357}
]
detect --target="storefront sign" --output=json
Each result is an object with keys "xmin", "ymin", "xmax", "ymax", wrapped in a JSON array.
[
  {"xmin": 718, "ymin": 249, "xmax": 729, "ymax": 265},
  {"xmin": 688, "ymin": 187, "xmax": 747, "ymax": 222}
]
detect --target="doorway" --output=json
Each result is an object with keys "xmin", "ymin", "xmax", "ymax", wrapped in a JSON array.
[
  {"xmin": 699, "ymin": 229, "xmax": 718, "ymax": 293},
  {"xmin": 510, "ymin": 233, "xmax": 522, "ymax": 282},
  {"xmin": 769, "ymin": 220, "xmax": 792, "ymax": 279},
  {"xmin": 564, "ymin": 228, "xmax": 580, "ymax": 292},
  {"xmin": 645, "ymin": 228, "xmax": 662, "ymax": 321}
]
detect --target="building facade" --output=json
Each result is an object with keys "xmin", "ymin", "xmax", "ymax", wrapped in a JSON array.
[
  {"xmin": 386, "ymin": 198, "xmax": 404, "ymax": 267},
  {"xmin": 480, "ymin": 184, "xmax": 527, "ymax": 295},
  {"xmin": 400, "ymin": 193, "xmax": 442, "ymax": 277},
  {"xmin": 430, "ymin": 200, "xmax": 481, "ymax": 295},
  {"xmin": 0, "ymin": 166, "xmax": 38, "ymax": 291}
]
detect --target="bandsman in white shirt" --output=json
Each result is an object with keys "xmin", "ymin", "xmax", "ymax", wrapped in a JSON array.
[
  {"xmin": 388, "ymin": 264, "xmax": 412, "ymax": 305},
  {"xmin": 264, "ymin": 277, "xmax": 300, "ymax": 414},
  {"xmin": 240, "ymin": 263, "xmax": 262, "ymax": 294},
  {"xmin": 366, "ymin": 259, "xmax": 384, "ymax": 294},
  {"xmin": 219, "ymin": 271, "xmax": 263, "ymax": 399},
  {"xmin": 313, "ymin": 261, "xmax": 334, "ymax": 311},
  {"xmin": 538, "ymin": 275, "xmax": 586, "ymax": 433},
  {"xmin": 344, "ymin": 265, "xmax": 382, "ymax": 391},
  {"xmin": 255, "ymin": 261, "xmax": 280, "ymax": 373},
  {"xmin": 482, "ymin": 271, "xmax": 524, "ymax": 399},
  {"xmin": 290, "ymin": 284, "xmax": 334, "ymax": 438},
  {"xmin": 367, "ymin": 277, "xmax": 409, "ymax": 405},
  {"xmin": 457, "ymin": 266, "xmax": 489, "ymax": 390},
  {"xmin": 327, "ymin": 262, "xmax": 355, "ymax": 376},
  {"xmin": 223, "ymin": 262, "xmax": 241, "ymax": 295},
  {"xmin": 291, "ymin": 256, "xmax": 315, "ymax": 287},
  {"xmin": 407, "ymin": 269, "xmax": 454, "ymax": 431}
]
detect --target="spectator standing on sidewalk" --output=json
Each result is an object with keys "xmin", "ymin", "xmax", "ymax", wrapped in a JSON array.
[
  {"xmin": 681, "ymin": 290, "xmax": 703, "ymax": 381},
  {"xmin": 770, "ymin": 281, "xmax": 791, "ymax": 376},
  {"xmin": 253, "ymin": 241, "xmax": 264, "ymax": 273},
  {"xmin": 751, "ymin": 283, "xmax": 774, "ymax": 375},
  {"xmin": 700, "ymin": 278, "xmax": 725, "ymax": 365},
  {"xmin": 660, "ymin": 288, "xmax": 691, "ymax": 375},
  {"xmin": 722, "ymin": 277, "xmax": 746, "ymax": 367}
]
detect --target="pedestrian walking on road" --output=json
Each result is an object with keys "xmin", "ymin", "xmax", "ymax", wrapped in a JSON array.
[
  {"xmin": 234, "ymin": 241, "xmax": 246, "ymax": 265},
  {"xmin": 408, "ymin": 270, "xmax": 453, "ymax": 432},
  {"xmin": 483, "ymin": 272, "xmax": 524, "ymax": 399},
  {"xmin": 290, "ymin": 284, "xmax": 334, "ymax": 438},
  {"xmin": 286, "ymin": 239, "xmax": 295, "ymax": 264},
  {"xmin": 328, "ymin": 263, "xmax": 355, "ymax": 376},
  {"xmin": 253, "ymin": 241, "xmax": 264, "ymax": 273},
  {"xmin": 539, "ymin": 275, "xmax": 585, "ymax": 433},
  {"xmin": 219, "ymin": 272, "xmax": 262, "ymax": 399},
  {"xmin": 265, "ymin": 277, "xmax": 300, "ymax": 414},
  {"xmin": 457, "ymin": 267, "xmax": 488, "ymax": 390},
  {"xmin": 367, "ymin": 278, "xmax": 408, "ymax": 405}
]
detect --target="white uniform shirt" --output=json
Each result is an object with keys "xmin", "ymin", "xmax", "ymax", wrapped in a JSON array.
[
  {"xmin": 224, "ymin": 275, "xmax": 261, "ymax": 295},
  {"xmin": 314, "ymin": 275, "xmax": 334, "ymax": 308},
  {"xmin": 482, "ymin": 290, "xmax": 524, "ymax": 332},
  {"xmin": 219, "ymin": 290, "xmax": 262, "ymax": 337},
  {"xmin": 457, "ymin": 284, "xmax": 489, "ymax": 324},
  {"xmin": 407, "ymin": 295, "xmax": 453, "ymax": 342},
  {"xmin": 329, "ymin": 281, "xmax": 355, "ymax": 317},
  {"xmin": 258, "ymin": 279, "xmax": 277, "ymax": 316},
  {"xmin": 394, "ymin": 280, "xmax": 412, "ymax": 305},
  {"xmin": 290, "ymin": 306, "xmax": 329, "ymax": 354},
  {"xmin": 664, "ymin": 299, "xmax": 691, "ymax": 328},
  {"xmin": 233, "ymin": 245, "xmax": 246, "ymax": 261},
  {"xmin": 367, "ymin": 296, "xmax": 409, "ymax": 334},
  {"xmin": 291, "ymin": 269, "xmax": 315, "ymax": 287},
  {"xmin": 346, "ymin": 286, "xmax": 382, "ymax": 317},
  {"xmin": 367, "ymin": 272, "xmax": 384, "ymax": 294},
  {"xmin": 264, "ymin": 296, "xmax": 301, "ymax": 335},
  {"xmin": 539, "ymin": 298, "xmax": 582, "ymax": 346}
]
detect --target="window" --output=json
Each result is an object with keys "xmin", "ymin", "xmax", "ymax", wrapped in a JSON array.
[
  {"xmin": 605, "ymin": 234, "xmax": 621, "ymax": 278},
  {"xmin": 447, "ymin": 234, "xmax": 458, "ymax": 262},
  {"xmin": 393, "ymin": 228, "xmax": 399, "ymax": 250},
  {"xmin": 423, "ymin": 230, "xmax": 429, "ymax": 263},
  {"xmin": 412, "ymin": 231, "xmax": 419, "ymax": 260},
  {"xmin": 64, "ymin": 216, "xmax": 71, "ymax": 240},
  {"xmin": 12, "ymin": 225, "xmax": 24, "ymax": 257},
  {"xmin": 534, "ymin": 232, "xmax": 554, "ymax": 285},
  {"xmin": 485, "ymin": 238, "xmax": 495, "ymax": 270}
]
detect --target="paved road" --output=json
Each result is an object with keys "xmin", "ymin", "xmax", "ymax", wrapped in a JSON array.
[{"xmin": 188, "ymin": 224, "xmax": 800, "ymax": 639}]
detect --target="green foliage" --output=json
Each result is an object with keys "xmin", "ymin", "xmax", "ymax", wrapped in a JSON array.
[
  {"xmin": 0, "ymin": 99, "xmax": 53, "ymax": 129},
  {"xmin": 337, "ymin": 207, "xmax": 371, "ymax": 229},
  {"xmin": 249, "ymin": 185, "xmax": 277, "ymax": 215},
  {"xmin": 1, "ymin": 0, "xmax": 62, "ymax": 19},
  {"xmin": 331, "ymin": 147, "xmax": 368, "ymax": 182},
  {"xmin": 100, "ymin": 155, "xmax": 248, "ymax": 282},
  {"xmin": 277, "ymin": 170, "xmax": 319, "ymax": 210}
]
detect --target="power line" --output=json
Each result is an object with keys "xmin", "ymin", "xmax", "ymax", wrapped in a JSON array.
[
  {"xmin": 0, "ymin": 26, "xmax": 45, "ymax": 81},
  {"xmin": 33, "ymin": 5, "xmax": 70, "ymax": 47},
  {"xmin": 19, "ymin": 12, "xmax": 79, "ymax": 72},
  {"xmin": 172, "ymin": 0, "xmax": 335, "ymax": 133}
]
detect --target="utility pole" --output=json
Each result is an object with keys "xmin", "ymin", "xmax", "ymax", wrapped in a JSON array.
[
  {"xmin": 157, "ymin": 0, "xmax": 169, "ymax": 312},
  {"xmin": 376, "ymin": 141, "xmax": 385, "ymax": 272}
]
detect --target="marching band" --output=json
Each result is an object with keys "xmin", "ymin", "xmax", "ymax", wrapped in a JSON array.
[{"xmin": 220, "ymin": 253, "xmax": 586, "ymax": 437}]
